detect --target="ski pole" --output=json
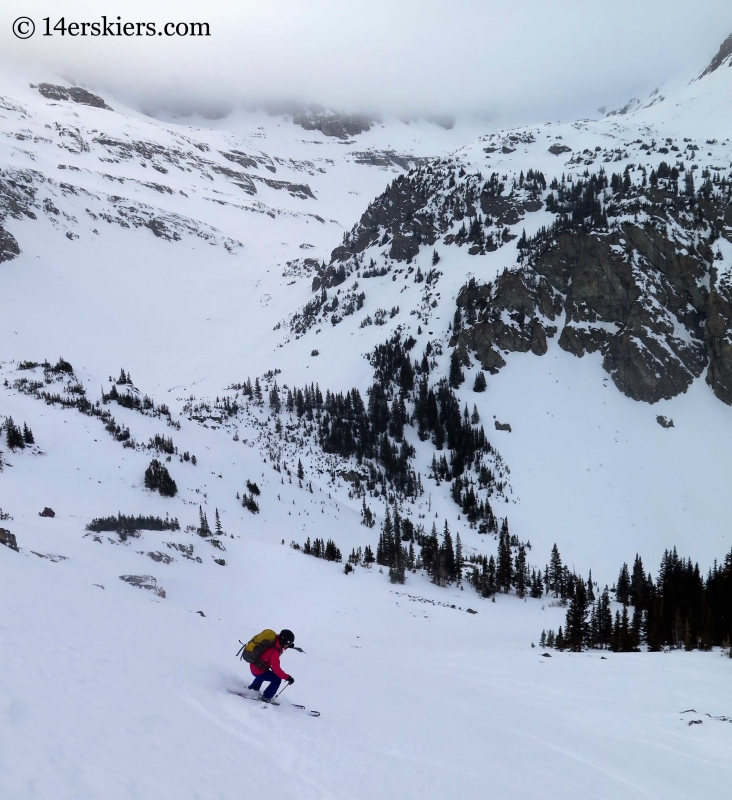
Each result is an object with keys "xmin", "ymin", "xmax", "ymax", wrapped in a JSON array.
[{"xmin": 275, "ymin": 682, "xmax": 289, "ymax": 700}]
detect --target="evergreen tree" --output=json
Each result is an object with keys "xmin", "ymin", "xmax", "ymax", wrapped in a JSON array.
[
  {"xmin": 389, "ymin": 542, "xmax": 406, "ymax": 584},
  {"xmin": 629, "ymin": 555, "xmax": 647, "ymax": 610},
  {"xmin": 530, "ymin": 568, "xmax": 544, "ymax": 598},
  {"xmin": 297, "ymin": 459, "xmax": 305, "ymax": 481},
  {"xmin": 144, "ymin": 458, "xmax": 177, "ymax": 497},
  {"xmin": 455, "ymin": 532, "xmax": 463, "ymax": 585},
  {"xmin": 439, "ymin": 521, "xmax": 457, "ymax": 584},
  {"xmin": 548, "ymin": 544, "xmax": 563, "ymax": 597},
  {"xmin": 361, "ymin": 498, "xmax": 375, "ymax": 528},
  {"xmin": 596, "ymin": 588, "xmax": 613, "ymax": 648},
  {"xmin": 198, "ymin": 505, "xmax": 211, "ymax": 537},
  {"xmin": 22, "ymin": 423, "xmax": 34, "ymax": 445},
  {"xmin": 514, "ymin": 544, "xmax": 528, "ymax": 598},
  {"xmin": 214, "ymin": 508, "xmax": 223, "ymax": 537},
  {"xmin": 566, "ymin": 579, "xmax": 590, "ymax": 651},
  {"xmin": 5, "ymin": 418, "xmax": 24, "ymax": 450},
  {"xmin": 616, "ymin": 563, "xmax": 631, "ymax": 605},
  {"xmin": 496, "ymin": 519, "xmax": 513, "ymax": 593},
  {"xmin": 269, "ymin": 383, "xmax": 281, "ymax": 413},
  {"xmin": 473, "ymin": 371, "xmax": 487, "ymax": 392},
  {"xmin": 449, "ymin": 351, "xmax": 464, "ymax": 389},
  {"xmin": 586, "ymin": 570, "xmax": 595, "ymax": 603},
  {"xmin": 377, "ymin": 508, "xmax": 394, "ymax": 567},
  {"xmin": 630, "ymin": 605, "xmax": 643, "ymax": 650}
]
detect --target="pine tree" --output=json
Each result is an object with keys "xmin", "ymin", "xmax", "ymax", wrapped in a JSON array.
[
  {"xmin": 361, "ymin": 498, "xmax": 375, "ymax": 528},
  {"xmin": 473, "ymin": 371, "xmax": 487, "ymax": 392},
  {"xmin": 198, "ymin": 505, "xmax": 211, "ymax": 537},
  {"xmin": 548, "ymin": 544, "xmax": 563, "ymax": 597},
  {"xmin": 377, "ymin": 509, "xmax": 393, "ymax": 567},
  {"xmin": 455, "ymin": 533, "xmax": 463, "ymax": 585},
  {"xmin": 630, "ymin": 605, "xmax": 643, "ymax": 651},
  {"xmin": 5, "ymin": 418, "xmax": 24, "ymax": 450},
  {"xmin": 434, "ymin": 521, "xmax": 456, "ymax": 585},
  {"xmin": 269, "ymin": 383, "xmax": 281, "ymax": 413},
  {"xmin": 586, "ymin": 570, "xmax": 595, "ymax": 603},
  {"xmin": 530, "ymin": 569, "xmax": 544, "ymax": 598},
  {"xmin": 389, "ymin": 542, "xmax": 406, "ymax": 584},
  {"xmin": 22, "ymin": 423, "xmax": 34, "ymax": 445},
  {"xmin": 596, "ymin": 588, "xmax": 613, "ymax": 648},
  {"xmin": 566, "ymin": 579, "xmax": 590, "ymax": 651},
  {"xmin": 629, "ymin": 554, "xmax": 646, "ymax": 610},
  {"xmin": 496, "ymin": 519, "xmax": 513, "ymax": 593},
  {"xmin": 297, "ymin": 459, "xmax": 304, "ymax": 481},
  {"xmin": 144, "ymin": 458, "xmax": 177, "ymax": 497},
  {"xmin": 616, "ymin": 563, "xmax": 631, "ymax": 605},
  {"xmin": 514, "ymin": 544, "xmax": 528, "ymax": 598},
  {"xmin": 449, "ymin": 351, "xmax": 464, "ymax": 389},
  {"xmin": 214, "ymin": 508, "xmax": 223, "ymax": 537},
  {"xmin": 471, "ymin": 404, "xmax": 480, "ymax": 424},
  {"xmin": 254, "ymin": 378, "xmax": 263, "ymax": 404}
]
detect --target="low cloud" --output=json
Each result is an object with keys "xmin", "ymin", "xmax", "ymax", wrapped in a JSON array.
[{"xmin": 2, "ymin": 0, "xmax": 730, "ymax": 125}]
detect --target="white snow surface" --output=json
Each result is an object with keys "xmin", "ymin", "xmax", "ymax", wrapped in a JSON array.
[{"xmin": 1, "ymin": 54, "xmax": 732, "ymax": 800}]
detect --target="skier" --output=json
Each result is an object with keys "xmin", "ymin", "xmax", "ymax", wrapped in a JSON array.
[{"xmin": 247, "ymin": 628, "xmax": 296, "ymax": 702}]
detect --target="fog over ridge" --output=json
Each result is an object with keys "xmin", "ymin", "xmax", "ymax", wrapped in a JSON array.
[{"xmin": 1, "ymin": 0, "xmax": 730, "ymax": 126}]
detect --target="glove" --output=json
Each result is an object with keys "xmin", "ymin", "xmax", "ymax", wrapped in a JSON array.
[{"xmin": 287, "ymin": 675, "xmax": 295, "ymax": 685}]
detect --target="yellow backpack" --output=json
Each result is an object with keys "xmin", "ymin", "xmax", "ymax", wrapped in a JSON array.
[{"xmin": 236, "ymin": 629, "xmax": 277, "ymax": 669}]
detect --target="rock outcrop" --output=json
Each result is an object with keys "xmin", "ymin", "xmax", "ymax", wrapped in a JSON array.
[
  {"xmin": 705, "ymin": 273, "xmax": 732, "ymax": 404},
  {"xmin": 119, "ymin": 574, "xmax": 166, "ymax": 598},
  {"xmin": 0, "ymin": 528, "xmax": 19, "ymax": 551},
  {"xmin": 452, "ymin": 175, "xmax": 732, "ymax": 404},
  {"xmin": 293, "ymin": 111, "xmax": 375, "ymax": 139},
  {"xmin": 36, "ymin": 83, "xmax": 112, "ymax": 110},
  {"xmin": 0, "ymin": 225, "xmax": 19, "ymax": 262}
]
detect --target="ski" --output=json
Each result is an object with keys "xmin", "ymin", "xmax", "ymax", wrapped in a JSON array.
[
  {"xmin": 228, "ymin": 690, "xmax": 320, "ymax": 717},
  {"xmin": 292, "ymin": 704, "xmax": 321, "ymax": 717}
]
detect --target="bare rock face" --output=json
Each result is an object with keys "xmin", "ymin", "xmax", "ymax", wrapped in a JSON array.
[
  {"xmin": 331, "ymin": 172, "xmax": 438, "ymax": 263},
  {"xmin": 0, "ymin": 225, "xmax": 20, "ymax": 262},
  {"xmin": 698, "ymin": 32, "xmax": 732, "ymax": 79},
  {"xmin": 119, "ymin": 574, "xmax": 166, "ymax": 598},
  {"xmin": 143, "ymin": 551, "xmax": 174, "ymax": 564},
  {"xmin": 293, "ymin": 111, "xmax": 375, "ymax": 139},
  {"xmin": 705, "ymin": 274, "xmax": 732, "ymax": 404},
  {"xmin": 0, "ymin": 528, "xmax": 19, "ymax": 551},
  {"xmin": 453, "ymin": 178, "xmax": 728, "ymax": 404},
  {"xmin": 529, "ymin": 224, "xmax": 708, "ymax": 403},
  {"xmin": 548, "ymin": 143, "xmax": 572, "ymax": 155},
  {"xmin": 451, "ymin": 270, "xmax": 561, "ymax": 373},
  {"xmin": 36, "ymin": 83, "xmax": 112, "ymax": 111}
]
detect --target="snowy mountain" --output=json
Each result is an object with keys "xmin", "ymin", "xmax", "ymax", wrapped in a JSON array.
[{"xmin": 1, "ymin": 37, "xmax": 732, "ymax": 800}]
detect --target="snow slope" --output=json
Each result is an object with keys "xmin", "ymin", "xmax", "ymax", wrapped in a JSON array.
[
  {"xmin": 1, "ymin": 396, "xmax": 730, "ymax": 799},
  {"xmin": 1, "ymin": 43, "xmax": 732, "ymax": 800}
]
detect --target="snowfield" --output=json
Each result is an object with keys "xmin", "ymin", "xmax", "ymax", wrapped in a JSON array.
[{"xmin": 1, "ymin": 39, "xmax": 732, "ymax": 800}]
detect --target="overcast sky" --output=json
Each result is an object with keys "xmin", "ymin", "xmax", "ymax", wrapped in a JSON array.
[{"xmin": 2, "ymin": 0, "xmax": 731, "ymax": 124}]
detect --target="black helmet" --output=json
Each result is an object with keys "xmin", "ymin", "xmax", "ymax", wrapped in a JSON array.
[{"xmin": 279, "ymin": 629, "xmax": 295, "ymax": 647}]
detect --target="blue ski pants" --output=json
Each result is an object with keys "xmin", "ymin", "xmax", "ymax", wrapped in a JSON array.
[{"xmin": 248, "ymin": 669, "xmax": 281, "ymax": 699}]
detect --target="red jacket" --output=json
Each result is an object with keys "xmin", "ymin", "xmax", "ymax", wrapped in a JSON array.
[{"xmin": 250, "ymin": 637, "xmax": 290, "ymax": 680}]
